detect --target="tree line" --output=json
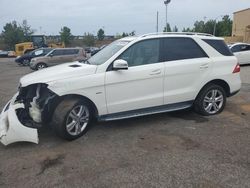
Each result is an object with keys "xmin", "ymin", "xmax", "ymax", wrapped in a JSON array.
[
  {"xmin": 1, "ymin": 15, "xmax": 232, "ymax": 50},
  {"xmin": 163, "ymin": 15, "xmax": 232, "ymax": 37},
  {"xmin": 0, "ymin": 20, "xmax": 109, "ymax": 50}
]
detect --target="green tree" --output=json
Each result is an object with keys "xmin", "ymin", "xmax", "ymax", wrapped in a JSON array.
[
  {"xmin": 60, "ymin": 26, "xmax": 72, "ymax": 46},
  {"xmin": 204, "ymin": 20, "xmax": 216, "ymax": 35},
  {"xmin": 97, "ymin": 28, "xmax": 105, "ymax": 40},
  {"xmin": 181, "ymin": 15, "xmax": 232, "ymax": 36},
  {"xmin": 216, "ymin": 15, "xmax": 232, "ymax": 36},
  {"xmin": 193, "ymin": 21, "xmax": 205, "ymax": 33},
  {"xmin": 122, "ymin": 32, "xmax": 128, "ymax": 37},
  {"xmin": 173, "ymin": 25, "xmax": 178, "ymax": 32},
  {"xmin": 163, "ymin": 23, "xmax": 172, "ymax": 32},
  {"xmin": 129, "ymin": 31, "xmax": 136, "ymax": 36},
  {"xmin": 83, "ymin": 33, "xmax": 95, "ymax": 46},
  {"xmin": 2, "ymin": 21, "xmax": 25, "ymax": 50},
  {"xmin": 21, "ymin": 20, "xmax": 34, "ymax": 41},
  {"xmin": 121, "ymin": 31, "xmax": 135, "ymax": 37}
]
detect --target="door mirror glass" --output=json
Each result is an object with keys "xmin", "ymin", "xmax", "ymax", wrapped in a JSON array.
[{"xmin": 113, "ymin": 59, "xmax": 128, "ymax": 70}]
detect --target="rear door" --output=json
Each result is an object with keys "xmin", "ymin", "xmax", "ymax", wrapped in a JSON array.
[{"xmin": 162, "ymin": 37, "xmax": 212, "ymax": 104}]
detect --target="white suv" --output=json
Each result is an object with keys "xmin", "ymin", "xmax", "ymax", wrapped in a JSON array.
[{"xmin": 0, "ymin": 32, "xmax": 241, "ymax": 145}]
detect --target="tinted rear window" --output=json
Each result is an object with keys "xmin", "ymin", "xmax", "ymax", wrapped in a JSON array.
[
  {"xmin": 63, "ymin": 49, "xmax": 79, "ymax": 55},
  {"xmin": 161, "ymin": 38, "xmax": 208, "ymax": 61},
  {"xmin": 203, "ymin": 39, "xmax": 233, "ymax": 56}
]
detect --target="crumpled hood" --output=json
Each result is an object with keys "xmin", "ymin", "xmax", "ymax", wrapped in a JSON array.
[{"xmin": 20, "ymin": 62, "xmax": 97, "ymax": 87}]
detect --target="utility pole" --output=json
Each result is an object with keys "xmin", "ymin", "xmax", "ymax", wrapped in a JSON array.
[
  {"xmin": 156, "ymin": 11, "xmax": 159, "ymax": 33},
  {"xmin": 164, "ymin": 0, "xmax": 171, "ymax": 32}
]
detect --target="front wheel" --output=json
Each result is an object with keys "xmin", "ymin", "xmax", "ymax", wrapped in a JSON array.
[
  {"xmin": 23, "ymin": 59, "xmax": 30, "ymax": 66},
  {"xmin": 51, "ymin": 99, "xmax": 93, "ymax": 140},
  {"xmin": 194, "ymin": 84, "xmax": 226, "ymax": 116}
]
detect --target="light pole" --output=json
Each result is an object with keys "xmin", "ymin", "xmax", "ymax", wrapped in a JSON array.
[
  {"xmin": 156, "ymin": 11, "xmax": 159, "ymax": 32},
  {"xmin": 213, "ymin": 15, "xmax": 223, "ymax": 36},
  {"xmin": 164, "ymin": 0, "xmax": 171, "ymax": 32}
]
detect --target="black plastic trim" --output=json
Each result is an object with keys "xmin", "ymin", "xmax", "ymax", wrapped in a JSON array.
[{"xmin": 98, "ymin": 100, "xmax": 194, "ymax": 121}]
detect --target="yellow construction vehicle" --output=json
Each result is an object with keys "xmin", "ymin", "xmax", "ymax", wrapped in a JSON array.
[{"xmin": 15, "ymin": 35, "xmax": 65, "ymax": 56}]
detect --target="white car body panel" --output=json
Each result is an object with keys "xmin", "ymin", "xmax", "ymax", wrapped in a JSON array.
[
  {"xmin": 48, "ymin": 72, "xmax": 107, "ymax": 116},
  {"xmin": 234, "ymin": 51, "xmax": 250, "ymax": 65},
  {"xmin": 105, "ymin": 63, "xmax": 164, "ymax": 113},
  {"xmin": 163, "ymin": 58, "xmax": 212, "ymax": 104},
  {"xmin": 21, "ymin": 62, "xmax": 97, "ymax": 87},
  {"xmin": 0, "ymin": 94, "xmax": 38, "ymax": 146},
  {"xmin": 230, "ymin": 43, "xmax": 250, "ymax": 65}
]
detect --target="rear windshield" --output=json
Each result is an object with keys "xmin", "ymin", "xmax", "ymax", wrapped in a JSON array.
[{"xmin": 203, "ymin": 39, "xmax": 233, "ymax": 56}]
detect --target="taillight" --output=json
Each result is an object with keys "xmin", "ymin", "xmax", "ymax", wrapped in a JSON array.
[{"xmin": 233, "ymin": 63, "xmax": 240, "ymax": 73}]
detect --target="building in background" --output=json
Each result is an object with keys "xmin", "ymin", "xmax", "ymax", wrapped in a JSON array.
[{"xmin": 232, "ymin": 8, "xmax": 250, "ymax": 42}]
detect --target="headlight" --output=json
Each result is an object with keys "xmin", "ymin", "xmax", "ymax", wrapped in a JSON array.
[{"xmin": 31, "ymin": 58, "xmax": 36, "ymax": 62}]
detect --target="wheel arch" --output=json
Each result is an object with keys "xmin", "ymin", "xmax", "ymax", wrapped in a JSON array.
[
  {"xmin": 197, "ymin": 79, "xmax": 231, "ymax": 98},
  {"xmin": 58, "ymin": 94, "xmax": 99, "ymax": 118}
]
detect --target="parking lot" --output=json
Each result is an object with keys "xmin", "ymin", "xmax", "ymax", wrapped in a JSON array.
[{"xmin": 0, "ymin": 58, "xmax": 249, "ymax": 188}]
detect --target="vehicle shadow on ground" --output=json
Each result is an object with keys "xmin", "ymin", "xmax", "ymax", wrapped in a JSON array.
[{"xmin": 1, "ymin": 109, "xmax": 207, "ymax": 149}]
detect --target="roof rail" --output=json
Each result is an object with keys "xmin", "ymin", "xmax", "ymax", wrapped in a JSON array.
[{"xmin": 140, "ymin": 32, "xmax": 214, "ymax": 38}]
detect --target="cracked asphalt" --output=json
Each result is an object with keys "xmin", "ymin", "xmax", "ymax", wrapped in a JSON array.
[{"xmin": 0, "ymin": 58, "xmax": 249, "ymax": 188}]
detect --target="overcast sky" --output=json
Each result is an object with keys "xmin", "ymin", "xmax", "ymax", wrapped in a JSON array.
[{"xmin": 0, "ymin": 0, "xmax": 249, "ymax": 35}]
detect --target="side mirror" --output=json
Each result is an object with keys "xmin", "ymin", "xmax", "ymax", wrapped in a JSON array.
[
  {"xmin": 113, "ymin": 59, "xmax": 128, "ymax": 70},
  {"xmin": 49, "ymin": 53, "xmax": 53, "ymax": 57}
]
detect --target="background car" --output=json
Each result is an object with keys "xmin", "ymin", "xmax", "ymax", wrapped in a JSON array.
[
  {"xmin": 15, "ymin": 48, "xmax": 53, "ymax": 66},
  {"xmin": 0, "ymin": 50, "xmax": 9, "ymax": 57},
  {"xmin": 230, "ymin": 43, "xmax": 250, "ymax": 65},
  {"xmin": 30, "ymin": 47, "xmax": 86, "ymax": 70}
]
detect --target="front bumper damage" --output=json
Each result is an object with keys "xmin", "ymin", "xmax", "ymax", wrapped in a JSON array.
[
  {"xmin": 0, "ymin": 84, "xmax": 57, "ymax": 146},
  {"xmin": 0, "ymin": 93, "xmax": 38, "ymax": 145}
]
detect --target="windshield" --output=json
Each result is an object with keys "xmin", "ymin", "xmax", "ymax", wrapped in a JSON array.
[{"xmin": 88, "ymin": 40, "xmax": 129, "ymax": 65}]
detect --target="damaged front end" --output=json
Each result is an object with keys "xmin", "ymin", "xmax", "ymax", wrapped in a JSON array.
[{"xmin": 0, "ymin": 84, "xmax": 58, "ymax": 146}]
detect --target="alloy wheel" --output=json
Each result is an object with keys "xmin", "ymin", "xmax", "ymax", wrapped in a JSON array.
[
  {"xmin": 203, "ymin": 89, "xmax": 224, "ymax": 114},
  {"xmin": 66, "ymin": 105, "xmax": 90, "ymax": 136}
]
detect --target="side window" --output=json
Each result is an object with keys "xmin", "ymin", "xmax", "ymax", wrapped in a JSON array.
[
  {"xmin": 52, "ymin": 50, "xmax": 63, "ymax": 56},
  {"xmin": 231, "ymin": 45, "xmax": 241, "ymax": 53},
  {"xmin": 203, "ymin": 39, "xmax": 233, "ymax": 56},
  {"xmin": 162, "ymin": 38, "xmax": 207, "ymax": 62},
  {"xmin": 119, "ymin": 39, "xmax": 160, "ymax": 67},
  {"xmin": 241, "ymin": 45, "xmax": 250, "ymax": 51},
  {"xmin": 62, "ymin": 49, "xmax": 79, "ymax": 55}
]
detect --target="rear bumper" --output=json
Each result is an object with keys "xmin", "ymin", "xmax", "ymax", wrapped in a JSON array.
[{"xmin": 0, "ymin": 94, "xmax": 38, "ymax": 146}]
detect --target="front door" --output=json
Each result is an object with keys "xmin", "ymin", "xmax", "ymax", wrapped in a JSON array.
[{"xmin": 105, "ymin": 39, "xmax": 164, "ymax": 114}]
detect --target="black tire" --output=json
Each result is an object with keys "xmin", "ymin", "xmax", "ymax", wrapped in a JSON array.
[
  {"xmin": 194, "ymin": 84, "xmax": 226, "ymax": 116},
  {"xmin": 23, "ymin": 59, "xmax": 30, "ymax": 66},
  {"xmin": 51, "ymin": 98, "xmax": 93, "ymax": 141},
  {"xmin": 36, "ymin": 63, "xmax": 47, "ymax": 70}
]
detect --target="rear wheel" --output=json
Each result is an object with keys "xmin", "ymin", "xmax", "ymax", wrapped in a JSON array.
[
  {"xmin": 194, "ymin": 84, "xmax": 226, "ymax": 116},
  {"xmin": 51, "ymin": 99, "xmax": 93, "ymax": 140},
  {"xmin": 36, "ymin": 63, "xmax": 47, "ymax": 70}
]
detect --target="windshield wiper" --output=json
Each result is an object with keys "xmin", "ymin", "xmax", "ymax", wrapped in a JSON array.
[{"xmin": 79, "ymin": 59, "xmax": 91, "ymax": 64}]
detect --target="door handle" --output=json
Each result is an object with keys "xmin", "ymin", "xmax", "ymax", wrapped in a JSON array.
[
  {"xmin": 150, "ymin": 69, "xmax": 161, "ymax": 75},
  {"xmin": 200, "ymin": 64, "xmax": 209, "ymax": 69}
]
